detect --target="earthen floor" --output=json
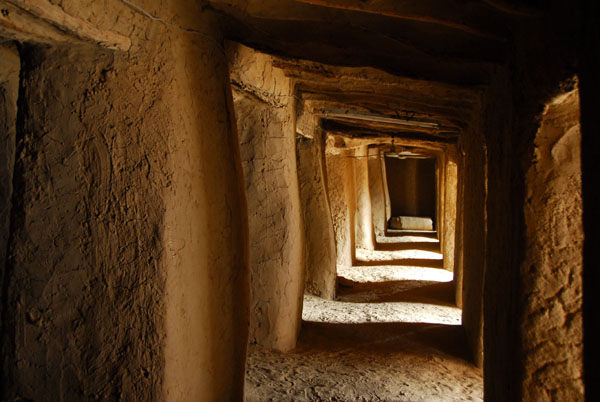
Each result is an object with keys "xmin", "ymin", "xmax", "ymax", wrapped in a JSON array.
[{"xmin": 245, "ymin": 233, "xmax": 483, "ymax": 401}]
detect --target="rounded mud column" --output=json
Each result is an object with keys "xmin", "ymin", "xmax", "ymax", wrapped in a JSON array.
[
  {"xmin": 354, "ymin": 145, "xmax": 376, "ymax": 250},
  {"xmin": 230, "ymin": 44, "xmax": 305, "ymax": 352},
  {"xmin": 368, "ymin": 147, "xmax": 387, "ymax": 237},
  {"xmin": 297, "ymin": 132, "xmax": 337, "ymax": 300},
  {"xmin": 163, "ymin": 9, "xmax": 249, "ymax": 401},
  {"xmin": 326, "ymin": 148, "xmax": 357, "ymax": 270}
]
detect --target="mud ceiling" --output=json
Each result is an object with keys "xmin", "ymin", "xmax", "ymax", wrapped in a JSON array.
[
  {"xmin": 0, "ymin": 0, "xmax": 535, "ymax": 153},
  {"xmin": 207, "ymin": 0, "xmax": 534, "ymax": 153}
]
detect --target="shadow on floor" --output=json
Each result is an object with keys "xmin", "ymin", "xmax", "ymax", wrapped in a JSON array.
[
  {"xmin": 298, "ymin": 320, "xmax": 472, "ymax": 362},
  {"xmin": 337, "ymin": 280, "xmax": 456, "ymax": 307}
]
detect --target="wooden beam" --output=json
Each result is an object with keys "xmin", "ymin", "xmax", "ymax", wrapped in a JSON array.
[
  {"xmin": 300, "ymin": 90, "xmax": 475, "ymax": 123},
  {"xmin": 2, "ymin": 0, "xmax": 131, "ymax": 51},
  {"xmin": 323, "ymin": 119, "xmax": 458, "ymax": 144},
  {"xmin": 317, "ymin": 108, "xmax": 440, "ymax": 129},
  {"xmin": 303, "ymin": 99, "xmax": 470, "ymax": 133},
  {"xmin": 325, "ymin": 132, "xmax": 450, "ymax": 154},
  {"xmin": 294, "ymin": 0, "xmax": 508, "ymax": 41},
  {"xmin": 0, "ymin": 1, "xmax": 75, "ymax": 45}
]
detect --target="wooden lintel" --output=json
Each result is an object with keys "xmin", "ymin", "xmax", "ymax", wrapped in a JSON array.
[
  {"xmin": 326, "ymin": 127, "xmax": 457, "ymax": 145},
  {"xmin": 0, "ymin": 1, "xmax": 74, "ymax": 45},
  {"xmin": 325, "ymin": 131, "xmax": 450, "ymax": 154},
  {"xmin": 2, "ymin": 0, "xmax": 131, "ymax": 51}
]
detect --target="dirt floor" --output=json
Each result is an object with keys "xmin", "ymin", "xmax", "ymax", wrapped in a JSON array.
[{"xmin": 245, "ymin": 232, "xmax": 483, "ymax": 401}]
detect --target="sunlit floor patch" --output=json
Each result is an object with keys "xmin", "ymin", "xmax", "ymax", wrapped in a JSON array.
[
  {"xmin": 376, "ymin": 234, "xmax": 439, "ymax": 243},
  {"xmin": 356, "ymin": 247, "xmax": 442, "ymax": 261},
  {"xmin": 302, "ymin": 294, "xmax": 461, "ymax": 325},
  {"xmin": 338, "ymin": 264, "xmax": 453, "ymax": 283}
]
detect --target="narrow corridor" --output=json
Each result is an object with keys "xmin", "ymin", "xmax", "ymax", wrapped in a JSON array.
[
  {"xmin": 0, "ymin": 2, "xmax": 592, "ymax": 401},
  {"xmin": 245, "ymin": 231, "xmax": 482, "ymax": 401}
]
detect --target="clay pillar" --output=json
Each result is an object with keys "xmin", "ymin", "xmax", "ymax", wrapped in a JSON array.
[
  {"xmin": 521, "ymin": 87, "xmax": 583, "ymax": 400},
  {"xmin": 368, "ymin": 148, "xmax": 387, "ymax": 237},
  {"xmin": 442, "ymin": 149, "xmax": 458, "ymax": 272},
  {"xmin": 437, "ymin": 153, "xmax": 445, "ymax": 236},
  {"xmin": 1, "ymin": 7, "xmax": 249, "ymax": 402},
  {"xmin": 454, "ymin": 150, "xmax": 465, "ymax": 308},
  {"xmin": 326, "ymin": 149, "xmax": 357, "ymax": 269},
  {"xmin": 460, "ymin": 122, "xmax": 487, "ymax": 368},
  {"xmin": 381, "ymin": 155, "xmax": 392, "ymax": 224},
  {"xmin": 230, "ymin": 44, "xmax": 305, "ymax": 352},
  {"xmin": 296, "ymin": 129, "xmax": 337, "ymax": 300},
  {"xmin": 163, "ymin": 16, "xmax": 249, "ymax": 401},
  {"xmin": 354, "ymin": 145, "xmax": 375, "ymax": 250}
]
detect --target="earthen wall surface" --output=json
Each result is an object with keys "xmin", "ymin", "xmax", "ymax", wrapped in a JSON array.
[
  {"xmin": 579, "ymin": 2, "xmax": 600, "ymax": 397},
  {"xmin": 2, "ymin": 43, "xmax": 168, "ymax": 402},
  {"xmin": 482, "ymin": 3, "xmax": 584, "ymax": 398},
  {"xmin": 0, "ymin": 3, "xmax": 250, "ymax": 401},
  {"xmin": 521, "ymin": 88, "xmax": 583, "ymax": 401}
]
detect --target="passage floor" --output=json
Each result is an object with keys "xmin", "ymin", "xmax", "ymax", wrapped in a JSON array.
[{"xmin": 245, "ymin": 233, "xmax": 483, "ymax": 401}]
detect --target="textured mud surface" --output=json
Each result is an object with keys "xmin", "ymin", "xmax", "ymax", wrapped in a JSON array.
[
  {"xmin": 521, "ymin": 87, "xmax": 583, "ymax": 400},
  {"xmin": 246, "ymin": 236, "xmax": 482, "ymax": 401}
]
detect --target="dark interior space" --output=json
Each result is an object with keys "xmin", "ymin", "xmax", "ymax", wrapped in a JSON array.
[{"xmin": 385, "ymin": 156, "xmax": 437, "ymax": 226}]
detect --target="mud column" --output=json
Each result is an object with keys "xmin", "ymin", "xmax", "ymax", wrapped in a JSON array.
[
  {"xmin": 442, "ymin": 148, "xmax": 458, "ymax": 272},
  {"xmin": 163, "ymin": 13, "xmax": 250, "ymax": 401},
  {"xmin": 368, "ymin": 147, "xmax": 387, "ymax": 237},
  {"xmin": 521, "ymin": 87, "xmax": 583, "ymax": 400},
  {"xmin": 326, "ymin": 148, "xmax": 357, "ymax": 270},
  {"xmin": 230, "ymin": 44, "xmax": 305, "ymax": 352},
  {"xmin": 381, "ymin": 155, "xmax": 392, "ymax": 224},
  {"xmin": 297, "ymin": 120, "xmax": 337, "ymax": 300},
  {"xmin": 354, "ymin": 145, "xmax": 376, "ymax": 250},
  {"xmin": 2, "ymin": 7, "xmax": 250, "ymax": 399}
]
